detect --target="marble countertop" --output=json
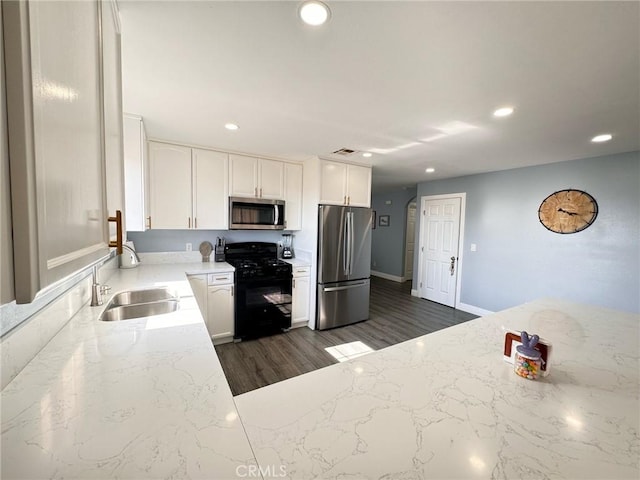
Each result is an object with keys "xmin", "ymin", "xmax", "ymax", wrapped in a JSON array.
[
  {"xmin": 1, "ymin": 263, "xmax": 254, "ymax": 479},
  {"xmin": 234, "ymin": 298, "xmax": 640, "ymax": 479},
  {"xmin": 3, "ymin": 263, "xmax": 638, "ymax": 480}
]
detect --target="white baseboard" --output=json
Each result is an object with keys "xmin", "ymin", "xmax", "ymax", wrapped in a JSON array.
[
  {"xmin": 371, "ymin": 270, "xmax": 405, "ymax": 283},
  {"xmin": 456, "ymin": 302, "xmax": 493, "ymax": 317},
  {"xmin": 411, "ymin": 289, "xmax": 419, "ymax": 297}
]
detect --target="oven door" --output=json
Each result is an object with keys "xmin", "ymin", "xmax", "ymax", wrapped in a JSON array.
[{"xmin": 234, "ymin": 276, "xmax": 292, "ymax": 340}]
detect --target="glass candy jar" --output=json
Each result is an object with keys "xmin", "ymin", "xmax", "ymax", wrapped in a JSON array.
[{"xmin": 514, "ymin": 345, "xmax": 542, "ymax": 380}]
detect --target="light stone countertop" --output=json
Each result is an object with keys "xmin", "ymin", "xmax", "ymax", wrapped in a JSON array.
[
  {"xmin": 3, "ymin": 262, "xmax": 638, "ymax": 480},
  {"xmin": 1, "ymin": 263, "xmax": 254, "ymax": 480},
  {"xmin": 234, "ymin": 298, "xmax": 640, "ymax": 480}
]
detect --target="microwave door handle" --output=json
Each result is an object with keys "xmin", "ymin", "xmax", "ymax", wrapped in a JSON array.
[{"xmin": 274, "ymin": 204, "xmax": 279, "ymax": 226}]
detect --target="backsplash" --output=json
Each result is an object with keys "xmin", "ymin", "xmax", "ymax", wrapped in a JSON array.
[{"xmin": 128, "ymin": 229, "xmax": 292, "ymax": 252}]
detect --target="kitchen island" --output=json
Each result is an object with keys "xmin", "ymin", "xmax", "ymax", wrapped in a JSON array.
[
  {"xmin": 234, "ymin": 298, "xmax": 639, "ymax": 479},
  {"xmin": 2, "ymin": 261, "xmax": 638, "ymax": 479}
]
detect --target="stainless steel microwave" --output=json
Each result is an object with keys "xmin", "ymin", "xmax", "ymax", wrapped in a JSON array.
[{"xmin": 229, "ymin": 197, "xmax": 285, "ymax": 230}]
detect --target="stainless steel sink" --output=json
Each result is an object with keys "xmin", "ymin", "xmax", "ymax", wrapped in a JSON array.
[
  {"xmin": 109, "ymin": 287, "xmax": 178, "ymax": 307},
  {"xmin": 99, "ymin": 287, "xmax": 180, "ymax": 322},
  {"xmin": 99, "ymin": 299, "xmax": 180, "ymax": 322}
]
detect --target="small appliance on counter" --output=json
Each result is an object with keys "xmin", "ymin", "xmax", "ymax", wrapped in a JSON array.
[
  {"xmin": 281, "ymin": 234, "xmax": 294, "ymax": 259},
  {"xmin": 214, "ymin": 237, "xmax": 226, "ymax": 262},
  {"xmin": 199, "ymin": 241, "xmax": 213, "ymax": 262}
]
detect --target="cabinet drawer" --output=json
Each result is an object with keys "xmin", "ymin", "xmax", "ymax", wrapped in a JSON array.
[
  {"xmin": 208, "ymin": 273, "xmax": 234, "ymax": 285},
  {"xmin": 293, "ymin": 266, "xmax": 310, "ymax": 277}
]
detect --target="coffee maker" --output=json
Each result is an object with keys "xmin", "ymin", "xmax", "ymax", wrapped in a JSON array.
[{"xmin": 281, "ymin": 234, "xmax": 294, "ymax": 259}]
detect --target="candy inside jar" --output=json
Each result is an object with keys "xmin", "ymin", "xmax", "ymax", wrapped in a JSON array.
[{"xmin": 514, "ymin": 346, "xmax": 542, "ymax": 380}]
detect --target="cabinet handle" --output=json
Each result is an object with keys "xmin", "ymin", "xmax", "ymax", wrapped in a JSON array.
[
  {"xmin": 255, "ymin": 187, "xmax": 258, "ymax": 197},
  {"xmin": 344, "ymin": 195, "xmax": 347, "ymax": 205},
  {"xmin": 348, "ymin": 196, "xmax": 351, "ymax": 205},
  {"xmin": 188, "ymin": 217, "xmax": 191, "ymax": 229},
  {"xmin": 231, "ymin": 285, "xmax": 234, "ymax": 296},
  {"xmin": 260, "ymin": 188, "xmax": 263, "ymax": 197},
  {"xmin": 147, "ymin": 216, "xmax": 151, "ymax": 229},
  {"xmin": 108, "ymin": 210, "xmax": 123, "ymax": 255},
  {"xmin": 293, "ymin": 279, "xmax": 296, "ymax": 288},
  {"xmin": 195, "ymin": 217, "xmax": 198, "ymax": 229}
]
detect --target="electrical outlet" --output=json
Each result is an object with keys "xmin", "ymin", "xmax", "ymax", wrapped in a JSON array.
[{"xmin": 186, "ymin": 243, "xmax": 192, "ymax": 251}]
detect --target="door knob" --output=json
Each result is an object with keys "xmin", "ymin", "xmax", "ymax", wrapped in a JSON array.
[{"xmin": 450, "ymin": 256, "xmax": 456, "ymax": 276}]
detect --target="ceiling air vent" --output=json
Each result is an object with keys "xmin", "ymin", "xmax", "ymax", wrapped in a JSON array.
[{"xmin": 332, "ymin": 148, "xmax": 356, "ymax": 156}]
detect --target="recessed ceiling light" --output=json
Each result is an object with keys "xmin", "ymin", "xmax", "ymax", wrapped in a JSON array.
[
  {"xmin": 591, "ymin": 133, "xmax": 613, "ymax": 143},
  {"xmin": 362, "ymin": 152, "xmax": 372, "ymax": 158},
  {"xmin": 299, "ymin": 1, "xmax": 331, "ymax": 26},
  {"xmin": 225, "ymin": 123, "xmax": 239, "ymax": 131},
  {"xmin": 425, "ymin": 167, "xmax": 435, "ymax": 173},
  {"xmin": 493, "ymin": 107, "xmax": 514, "ymax": 117}
]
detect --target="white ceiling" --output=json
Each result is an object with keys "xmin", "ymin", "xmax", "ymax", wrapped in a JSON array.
[{"xmin": 119, "ymin": 1, "xmax": 639, "ymax": 192}]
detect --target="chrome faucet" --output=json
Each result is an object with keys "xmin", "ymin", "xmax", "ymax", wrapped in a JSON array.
[
  {"xmin": 119, "ymin": 244, "xmax": 141, "ymax": 269},
  {"xmin": 90, "ymin": 265, "xmax": 111, "ymax": 306}
]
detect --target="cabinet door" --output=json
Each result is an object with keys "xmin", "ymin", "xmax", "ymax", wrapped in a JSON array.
[
  {"xmin": 284, "ymin": 163, "xmax": 303, "ymax": 230},
  {"xmin": 187, "ymin": 274, "xmax": 208, "ymax": 317},
  {"xmin": 292, "ymin": 275, "xmax": 310, "ymax": 323},
  {"xmin": 4, "ymin": 1, "xmax": 110, "ymax": 302},
  {"xmin": 207, "ymin": 284, "xmax": 234, "ymax": 341},
  {"xmin": 102, "ymin": 0, "xmax": 125, "ymax": 242},
  {"xmin": 320, "ymin": 160, "xmax": 347, "ymax": 205},
  {"xmin": 229, "ymin": 154, "xmax": 258, "ymax": 197},
  {"xmin": 346, "ymin": 164, "xmax": 372, "ymax": 207},
  {"xmin": 259, "ymin": 158, "xmax": 284, "ymax": 199},
  {"xmin": 193, "ymin": 149, "xmax": 228, "ymax": 229},
  {"xmin": 123, "ymin": 114, "xmax": 148, "ymax": 231},
  {"xmin": 149, "ymin": 142, "xmax": 192, "ymax": 229}
]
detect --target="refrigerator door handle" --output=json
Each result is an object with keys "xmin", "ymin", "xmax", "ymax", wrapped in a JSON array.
[
  {"xmin": 346, "ymin": 211, "xmax": 352, "ymax": 275},
  {"xmin": 323, "ymin": 282, "xmax": 368, "ymax": 292},
  {"xmin": 349, "ymin": 212, "xmax": 355, "ymax": 275},
  {"xmin": 343, "ymin": 213, "xmax": 349, "ymax": 274}
]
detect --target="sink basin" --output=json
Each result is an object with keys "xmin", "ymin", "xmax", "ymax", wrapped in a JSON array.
[
  {"xmin": 109, "ymin": 287, "xmax": 178, "ymax": 307},
  {"xmin": 99, "ymin": 299, "xmax": 180, "ymax": 322}
]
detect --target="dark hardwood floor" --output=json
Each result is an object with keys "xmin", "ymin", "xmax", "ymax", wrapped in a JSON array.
[{"xmin": 215, "ymin": 276, "xmax": 477, "ymax": 396}]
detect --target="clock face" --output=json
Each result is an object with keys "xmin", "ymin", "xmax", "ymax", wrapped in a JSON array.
[{"xmin": 538, "ymin": 189, "xmax": 598, "ymax": 234}]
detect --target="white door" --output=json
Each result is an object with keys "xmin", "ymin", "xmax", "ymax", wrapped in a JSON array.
[
  {"xmin": 404, "ymin": 201, "xmax": 417, "ymax": 280},
  {"xmin": 419, "ymin": 196, "xmax": 462, "ymax": 307},
  {"xmin": 193, "ymin": 148, "xmax": 228, "ymax": 229}
]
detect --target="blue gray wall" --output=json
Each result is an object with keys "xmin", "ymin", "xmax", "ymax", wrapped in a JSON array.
[
  {"xmin": 371, "ymin": 188, "xmax": 417, "ymax": 278},
  {"xmin": 414, "ymin": 151, "xmax": 640, "ymax": 313},
  {"xmin": 128, "ymin": 229, "xmax": 285, "ymax": 252}
]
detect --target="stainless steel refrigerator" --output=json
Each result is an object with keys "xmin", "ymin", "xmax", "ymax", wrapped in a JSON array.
[{"xmin": 316, "ymin": 205, "xmax": 372, "ymax": 330}]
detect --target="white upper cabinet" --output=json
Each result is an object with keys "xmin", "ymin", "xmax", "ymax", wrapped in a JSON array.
[
  {"xmin": 4, "ymin": 0, "xmax": 111, "ymax": 302},
  {"xmin": 193, "ymin": 148, "xmax": 228, "ymax": 230},
  {"xmin": 284, "ymin": 163, "xmax": 303, "ymax": 231},
  {"xmin": 102, "ymin": 0, "xmax": 125, "ymax": 242},
  {"xmin": 149, "ymin": 142, "xmax": 192, "ymax": 229},
  {"xmin": 123, "ymin": 114, "xmax": 149, "ymax": 232},
  {"xmin": 148, "ymin": 142, "xmax": 229, "ymax": 230},
  {"xmin": 320, "ymin": 160, "xmax": 371, "ymax": 207},
  {"xmin": 229, "ymin": 154, "xmax": 284, "ymax": 199}
]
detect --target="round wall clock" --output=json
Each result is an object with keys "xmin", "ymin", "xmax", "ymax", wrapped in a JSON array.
[{"xmin": 538, "ymin": 189, "xmax": 598, "ymax": 234}]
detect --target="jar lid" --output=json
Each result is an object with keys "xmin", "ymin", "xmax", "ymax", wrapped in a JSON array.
[{"xmin": 516, "ymin": 344, "xmax": 541, "ymax": 359}]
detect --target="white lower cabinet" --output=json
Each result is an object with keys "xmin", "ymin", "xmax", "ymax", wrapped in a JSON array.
[
  {"xmin": 207, "ymin": 273, "xmax": 234, "ymax": 344},
  {"xmin": 187, "ymin": 272, "xmax": 235, "ymax": 344},
  {"xmin": 291, "ymin": 265, "xmax": 310, "ymax": 324}
]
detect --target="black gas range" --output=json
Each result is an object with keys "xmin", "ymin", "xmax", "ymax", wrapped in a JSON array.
[{"xmin": 225, "ymin": 242, "xmax": 292, "ymax": 341}]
